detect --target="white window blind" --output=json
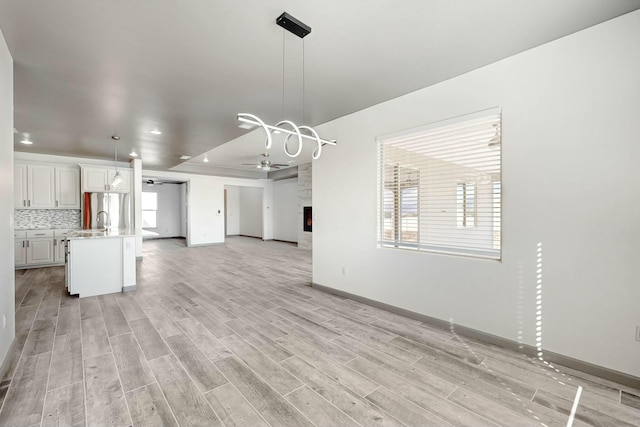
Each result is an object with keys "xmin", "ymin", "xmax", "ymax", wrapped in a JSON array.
[{"xmin": 377, "ymin": 108, "xmax": 502, "ymax": 259}]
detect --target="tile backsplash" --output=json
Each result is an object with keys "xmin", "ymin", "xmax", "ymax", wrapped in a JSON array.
[{"xmin": 15, "ymin": 209, "xmax": 81, "ymax": 229}]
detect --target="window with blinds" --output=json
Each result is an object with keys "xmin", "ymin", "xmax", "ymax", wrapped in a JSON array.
[{"xmin": 377, "ymin": 108, "xmax": 502, "ymax": 259}]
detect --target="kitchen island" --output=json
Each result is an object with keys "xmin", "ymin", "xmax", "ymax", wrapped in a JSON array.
[{"xmin": 65, "ymin": 229, "xmax": 136, "ymax": 298}]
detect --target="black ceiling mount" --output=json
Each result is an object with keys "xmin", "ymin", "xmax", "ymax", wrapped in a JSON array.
[{"xmin": 276, "ymin": 12, "xmax": 311, "ymax": 38}]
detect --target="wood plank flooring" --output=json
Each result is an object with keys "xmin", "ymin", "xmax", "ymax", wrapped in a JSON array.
[{"xmin": 1, "ymin": 236, "xmax": 639, "ymax": 427}]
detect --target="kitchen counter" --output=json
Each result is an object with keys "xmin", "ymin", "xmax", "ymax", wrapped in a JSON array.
[
  {"xmin": 66, "ymin": 231, "xmax": 136, "ymax": 297},
  {"xmin": 67, "ymin": 228, "xmax": 136, "ymax": 239}
]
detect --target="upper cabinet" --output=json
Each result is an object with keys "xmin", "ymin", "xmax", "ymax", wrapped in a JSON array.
[
  {"xmin": 28, "ymin": 164, "xmax": 56, "ymax": 208},
  {"xmin": 55, "ymin": 168, "xmax": 81, "ymax": 208},
  {"xmin": 15, "ymin": 163, "xmax": 81, "ymax": 209},
  {"xmin": 14, "ymin": 163, "xmax": 28, "ymax": 208},
  {"xmin": 81, "ymin": 166, "xmax": 131, "ymax": 193}
]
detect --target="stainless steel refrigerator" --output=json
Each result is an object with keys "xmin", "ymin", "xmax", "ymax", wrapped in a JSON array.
[{"xmin": 83, "ymin": 192, "xmax": 132, "ymax": 230}]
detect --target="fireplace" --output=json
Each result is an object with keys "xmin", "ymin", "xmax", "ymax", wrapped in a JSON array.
[{"xmin": 303, "ymin": 206, "xmax": 312, "ymax": 232}]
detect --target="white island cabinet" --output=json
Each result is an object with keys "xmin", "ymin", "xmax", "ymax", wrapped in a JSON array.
[{"xmin": 66, "ymin": 231, "xmax": 136, "ymax": 298}]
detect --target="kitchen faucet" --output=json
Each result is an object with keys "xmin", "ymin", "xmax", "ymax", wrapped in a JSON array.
[{"xmin": 96, "ymin": 210, "xmax": 111, "ymax": 229}]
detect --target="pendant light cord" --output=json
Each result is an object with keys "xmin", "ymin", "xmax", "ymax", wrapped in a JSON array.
[
  {"xmin": 302, "ymin": 38, "xmax": 305, "ymax": 124},
  {"xmin": 282, "ymin": 29, "xmax": 285, "ymax": 121}
]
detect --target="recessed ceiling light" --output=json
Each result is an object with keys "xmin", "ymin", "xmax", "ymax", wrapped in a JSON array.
[
  {"xmin": 20, "ymin": 139, "xmax": 33, "ymax": 145},
  {"xmin": 203, "ymin": 157, "xmax": 209, "ymax": 163},
  {"xmin": 179, "ymin": 155, "xmax": 191, "ymax": 160},
  {"xmin": 287, "ymin": 160, "xmax": 295, "ymax": 163},
  {"xmin": 129, "ymin": 151, "xmax": 138, "ymax": 157},
  {"xmin": 150, "ymin": 130, "xmax": 162, "ymax": 135}
]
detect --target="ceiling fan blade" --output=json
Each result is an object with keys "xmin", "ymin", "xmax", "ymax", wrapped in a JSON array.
[
  {"xmin": 241, "ymin": 163, "xmax": 259, "ymax": 166},
  {"xmin": 270, "ymin": 164, "xmax": 289, "ymax": 167}
]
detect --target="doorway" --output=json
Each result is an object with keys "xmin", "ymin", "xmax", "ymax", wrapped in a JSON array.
[
  {"xmin": 224, "ymin": 185, "xmax": 264, "ymax": 239},
  {"xmin": 141, "ymin": 177, "xmax": 189, "ymax": 246}
]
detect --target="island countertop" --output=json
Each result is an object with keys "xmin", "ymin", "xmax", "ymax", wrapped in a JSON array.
[{"xmin": 67, "ymin": 228, "xmax": 136, "ymax": 239}]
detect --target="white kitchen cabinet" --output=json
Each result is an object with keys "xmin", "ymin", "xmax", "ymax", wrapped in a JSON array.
[
  {"xmin": 26, "ymin": 238, "xmax": 55, "ymax": 265},
  {"xmin": 15, "ymin": 229, "xmax": 73, "ymax": 268},
  {"xmin": 82, "ymin": 167, "xmax": 109, "ymax": 192},
  {"xmin": 54, "ymin": 237, "xmax": 67, "ymax": 263},
  {"xmin": 67, "ymin": 235, "xmax": 135, "ymax": 297},
  {"xmin": 28, "ymin": 164, "xmax": 56, "ymax": 208},
  {"xmin": 108, "ymin": 169, "xmax": 131, "ymax": 193},
  {"xmin": 55, "ymin": 167, "xmax": 80, "ymax": 208},
  {"xmin": 14, "ymin": 163, "xmax": 28, "ymax": 208},
  {"xmin": 15, "ymin": 162, "xmax": 56, "ymax": 208},
  {"xmin": 15, "ymin": 240, "xmax": 27, "ymax": 266},
  {"xmin": 82, "ymin": 166, "xmax": 131, "ymax": 193},
  {"xmin": 14, "ymin": 163, "xmax": 80, "ymax": 209}
]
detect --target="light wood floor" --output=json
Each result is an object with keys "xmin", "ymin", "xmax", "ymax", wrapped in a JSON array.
[{"xmin": 0, "ymin": 237, "xmax": 638, "ymax": 427}]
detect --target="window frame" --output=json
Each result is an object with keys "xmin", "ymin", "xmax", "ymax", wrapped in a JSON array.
[
  {"xmin": 377, "ymin": 107, "xmax": 502, "ymax": 260},
  {"xmin": 141, "ymin": 192, "xmax": 158, "ymax": 229},
  {"xmin": 382, "ymin": 164, "xmax": 420, "ymax": 247}
]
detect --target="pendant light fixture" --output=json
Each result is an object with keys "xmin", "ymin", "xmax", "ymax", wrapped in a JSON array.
[
  {"xmin": 237, "ymin": 12, "xmax": 336, "ymax": 160},
  {"xmin": 111, "ymin": 135, "xmax": 123, "ymax": 189}
]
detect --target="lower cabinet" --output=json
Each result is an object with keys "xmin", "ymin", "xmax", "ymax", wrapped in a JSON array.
[
  {"xmin": 15, "ymin": 240, "xmax": 27, "ymax": 266},
  {"xmin": 15, "ymin": 229, "xmax": 73, "ymax": 268},
  {"xmin": 26, "ymin": 238, "xmax": 55, "ymax": 265},
  {"xmin": 16, "ymin": 238, "xmax": 56, "ymax": 266},
  {"xmin": 54, "ymin": 238, "xmax": 66, "ymax": 263},
  {"xmin": 67, "ymin": 236, "xmax": 136, "ymax": 297}
]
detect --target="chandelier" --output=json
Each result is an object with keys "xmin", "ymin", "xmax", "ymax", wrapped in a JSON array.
[{"xmin": 237, "ymin": 12, "xmax": 336, "ymax": 160}]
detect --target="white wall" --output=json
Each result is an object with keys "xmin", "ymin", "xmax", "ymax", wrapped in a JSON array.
[
  {"xmin": 298, "ymin": 163, "xmax": 312, "ymax": 249},
  {"xmin": 313, "ymin": 11, "xmax": 640, "ymax": 377},
  {"xmin": 180, "ymin": 183, "xmax": 187, "ymax": 238},
  {"xmin": 225, "ymin": 185, "xmax": 240, "ymax": 236},
  {"xmin": 132, "ymin": 159, "xmax": 143, "ymax": 257},
  {"xmin": 0, "ymin": 30, "xmax": 14, "ymax": 373},
  {"xmin": 273, "ymin": 178, "xmax": 298, "ymax": 242},
  {"xmin": 143, "ymin": 183, "xmax": 183, "ymax": 238},
  {"xmin": 239, "ymin": 186, "xmax": 263, "ymax": 238}
]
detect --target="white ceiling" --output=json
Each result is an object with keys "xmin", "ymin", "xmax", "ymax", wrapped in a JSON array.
[{"xmin": 2, "ymin": 1, "xmax": 639, "ymax": 177}]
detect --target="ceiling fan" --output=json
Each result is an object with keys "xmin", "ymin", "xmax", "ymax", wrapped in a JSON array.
[
  {"xmin": 144, "ymin": 179, "xmax": 184, "ymax": 186},
  {"xmin": 242, "ymin": 153, "xmax": 289, "ymax": 172}
]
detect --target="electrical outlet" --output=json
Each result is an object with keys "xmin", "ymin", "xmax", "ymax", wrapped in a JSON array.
[
  {"xmin": 2, "ymin": 314, "xmax": 6, "ymax": 329},
  {"xmin": 636, "ymin": 325, "xmax": 640, "ymax": 342},
  {"xmin": 342, "ymin": 267, "xmax": 347, "ymax": 276}
]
